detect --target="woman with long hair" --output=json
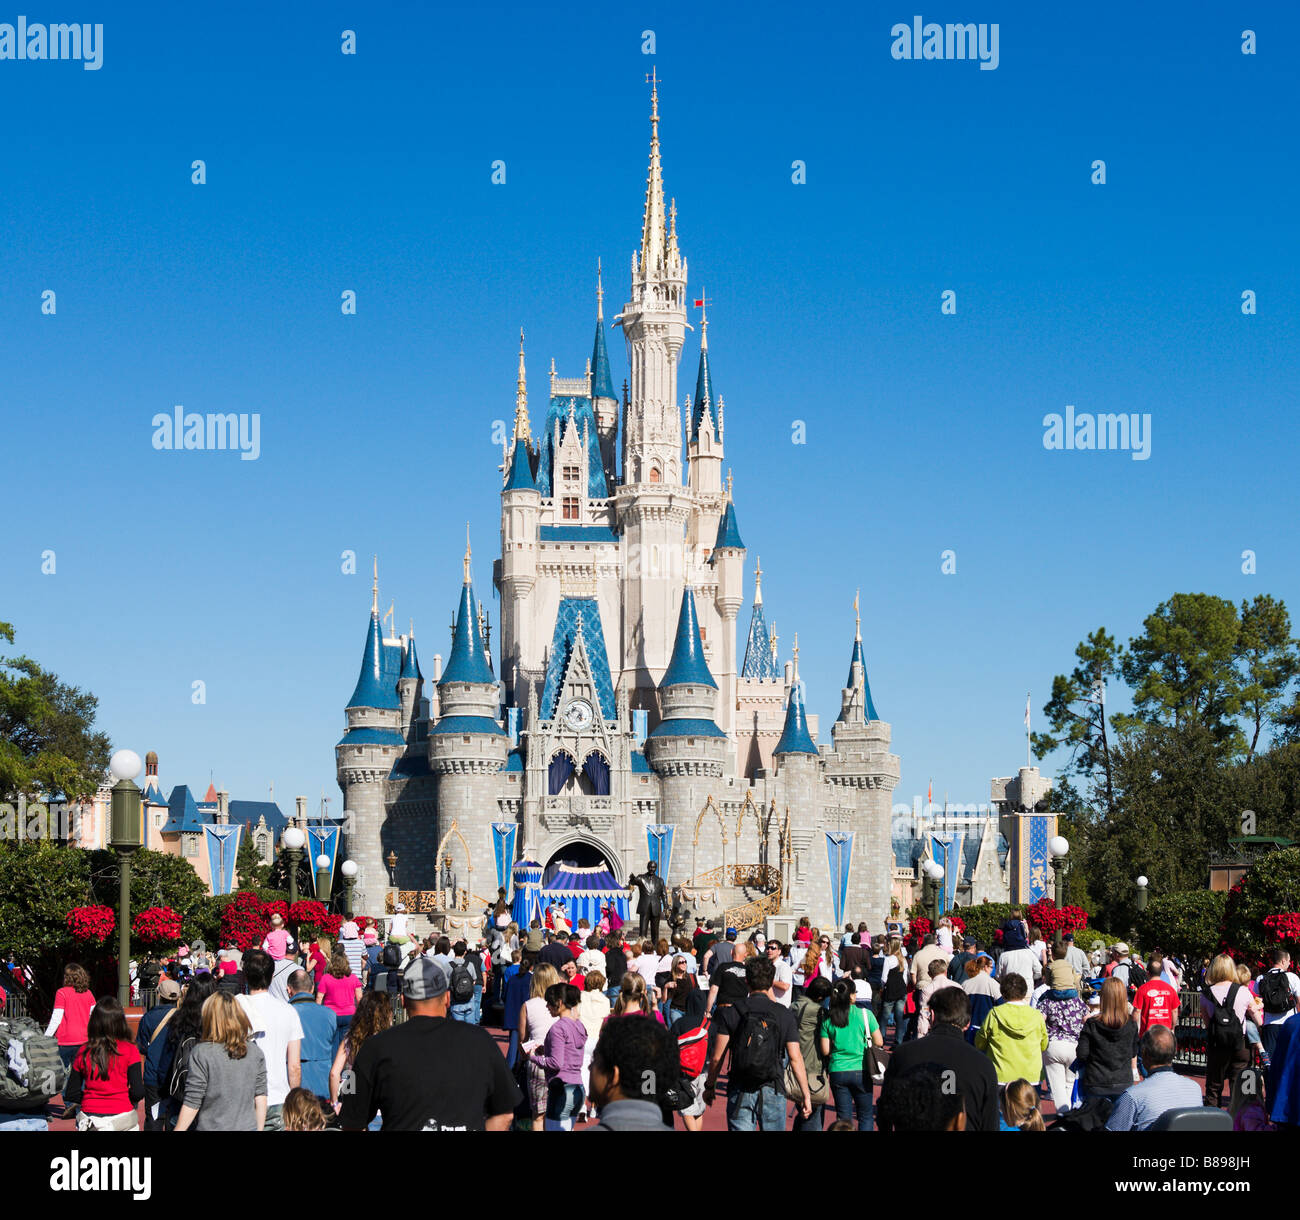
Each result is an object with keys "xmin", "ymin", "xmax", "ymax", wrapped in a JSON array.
[
  {"xmin": 792, "ymin": 976, "xmax": 832, "ymax": 1131},
  {"xmin": 172, "ymin": 992, "xmax": 267, "ymax": 1131},
  {"xmin": 603, "ymin": 930, "xmax": 628, "ymax": 1005},
  {"xmin": 282, "ymin": 1086, "xmax": 328, "ymax": 1131},
  {"xmin": 610, "ymin": 971, "xmax": 660, "ymax": 1020},
  {"xmin": 999, "ymin": 1079, "xmax": 1045, "ymax": 1131},
  {"xmin": 161, "ymin": 974, "xmax": 217, "ymax": 1126},
  {"xmin": 64, "ymin": 995, "xmax": 143, "ymax": 1131},
  {"xmin": 819, "ymin": 979, "xmax": 883, "ymax": 1131},
  {"xmin": 520, "ymin": 963, "xmax": 561, "ymax": 1130},
  {"xmin": 46, "ymin": 962, "xmax": 95, "ymax": 1072},
  {"xmin": 317, "ymin": 948, "xmax": 363, "ymax": 1054},
  {"xmin": 329, "ymin": 990, "xmax": 392, "ymax": 1127},
  {"xmin": 880, "ymin": 938, "xmax": 909, "ymax": 1044},
  {"xmin": 663, "ymin": 958, "xmax": 696, "ymax": 1027},
  {"xmin": 1075, "ymin": 976, "xmax": 1140, "ymax": 1102},
  {"xmin": 1201, "ymin": 952, "xmax": 1260, "ymax": 1108}
]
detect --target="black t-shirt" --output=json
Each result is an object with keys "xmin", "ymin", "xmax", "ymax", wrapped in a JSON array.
[
  {"xmin": 712, "ymin": 960, "xmax": 751, "ymax": 1009},
  {"xmin": 716, "ymin": 994, "xmax": 799, "ymax": 1090},
  {"xmin": 538, "ymin": 941, "xmax": 573, "ymax": 971},
  {"xmin": 339, "ymin": 1015, "xmax": 522, "ymax": 1131},
  {"xmin": 605, "ymin": 947, "xmax": 627, "ymax": 986}
]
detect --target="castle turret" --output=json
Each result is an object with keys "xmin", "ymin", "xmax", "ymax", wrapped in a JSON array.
[
  {"xmin": 591, "ymin": 262, "xmax": 618, "ymax": 489},
  {"xmin": 336, "ymin": 559, "xmax": 406, "ymax": 915},
  {"xmin": 838, "ymin": 593, "xmax": 880, "ymax": 725},
  {"xmin": 616, "ymin": 75, "xmax": 690, "ymax": 710},
  {"xmin": 686, "ymin": 303, "xmax": 724, "ymax": 552},
  {"xmin": 429, "ymin": 541, "xmax": 508, "ymax": 904},
  {"xmin": 709, "ymin": 472, "xmax": 745, "ymax": 738},
  {"xmin": 501, "ymin": 331, "xmax": 541, "ymax": 705}
]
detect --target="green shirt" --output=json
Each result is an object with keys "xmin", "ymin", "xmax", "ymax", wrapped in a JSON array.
[{"xmin": 821, "ymin": 1006, "xmax": 879, "ymax": 1073}]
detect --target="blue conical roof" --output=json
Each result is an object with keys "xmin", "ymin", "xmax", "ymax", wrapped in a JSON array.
[
  {"xmin": 401, "ymin": 633, "xmax": 422, "ymax": 681},
  {"xmin": 504, "ymin": 437, "xmax": 537, "ymax": 491},
  {"xmin": 661, "ymin": 586, "xmax": 717, "ymax": 690},
  {"xmin": 440, "ymin": 580, "xmax": 495, "ymax": 686},
  {"xmin": 774, "ymin": 679, "xmax": 817, "ymax": 756},
  {"xmin": 712, "ymin": 498, "xmax": 744, "ymax": 553},
  {"xmin": 847, "ymin": 638, "xmax": 880, "ymax": 720},
  {"xmin": 691, "ymin": 342, "xmax": 716, "ymax": 440},
  {"xmin": 347, "ymin": 612, "xmax": 401, "ymax": 709},
  {"xmin": 592, "ymin": 317, "xmax": 616, "ymax": 401},
  {"xmin": 742, "ymin": 602, "xmax": 778, "ymax": 679}
]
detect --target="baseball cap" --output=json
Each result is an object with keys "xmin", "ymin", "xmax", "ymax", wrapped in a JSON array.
[
  {"xmin": 1063, "ymin": 932, "xmax": 1074, "ymax": 942},
  {"xmin": 962, "ymin": 936, "xmax": 976, "ymax": 948},
  {"xmin": 158, "ymin": 978, "xmax": 181, "ymax": 1000},
  {"xmin": 1114, "ymin": 942, "xmax": 1129, "ymax": 955},
  {"xmin": 726, "ymin": 927, "xmax": 738, "ymax": 939},
  {"xmin": 402, "ymin": 957, "xmax": 448, "ymax": 1001}
]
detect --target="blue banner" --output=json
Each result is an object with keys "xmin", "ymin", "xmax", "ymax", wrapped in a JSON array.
[
  {"xmin": 308, "ymin": 826, "xmax": 340, "ymax": 897},
  {"xmin": 647, "ymin": 824, "xmax": 675, "ymax": 883},
  {"xmin": 825, "ymin": 831, "xmax": 853, "ymax": 929},
  {"xmin": 492, "ymin": 822, "xmax": 518, "ymax": 893},
  {"xmin": 203, "ymin": 824, "xmax": 241, "ymax": 896}
]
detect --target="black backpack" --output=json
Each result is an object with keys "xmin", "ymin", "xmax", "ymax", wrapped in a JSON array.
[
  {"xmin": 884, "ymin": 966, "xmax": 907, "ymax": 1003},
  {"xmin": 1125, "ymin": 961, "xmax": 1148, "ymax": 997},
  {"xmin": 1204, "ymin": 982, "xmax": 1243, "ymax": 1052},
  {"xmin": 1259, "ymin": 970, "xmax": 1294, "ymax": 1016},
  {"xmin": 449, "ymin": 960, "xmax": 475, "ymax": 1005},
  {"xmin": 167, "ymin": 1035, "xmax": 197, "ymax": 1102},
  {"xmin": 730, "ymin": 1008, "xmax": 783, "ymax": 1085}
]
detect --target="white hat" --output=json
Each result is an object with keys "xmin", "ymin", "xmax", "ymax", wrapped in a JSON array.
[{"xmin": 395, "ymin": 902, "xmax": 407, "ymax": 913}]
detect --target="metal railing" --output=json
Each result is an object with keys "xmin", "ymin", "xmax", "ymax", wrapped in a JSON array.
[{"xmin": 1173, "ymin": 988, "xmax": 1208, "ymax": 1072}]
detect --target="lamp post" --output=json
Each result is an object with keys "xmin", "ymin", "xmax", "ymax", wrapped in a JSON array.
[
  {"xmin": 282, "ymin": 827, "xmax": 306, "ymax": 904},
  {"xmin": 340, "ymin": 859, "xmax": 357, "ymax": 918},
  {"xmin": 1050, "ymin": 835, "xmax": 1070, "ymax": 948},
  {"xmin": 922, "ymin": 859, "xmax": 944, "ymax": 927},
  {"xmin": 108, "ymin": 749, "xmax": 144, "ymax": 1008},
  {"xmin": 315, "ymin": 853, "xmax": 332, "ymax": 904}
]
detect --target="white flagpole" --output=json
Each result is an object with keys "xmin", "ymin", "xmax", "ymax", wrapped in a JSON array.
[{"xmin": 1025, "ymin": 692, "xmax": 1031, "ymax": 769}]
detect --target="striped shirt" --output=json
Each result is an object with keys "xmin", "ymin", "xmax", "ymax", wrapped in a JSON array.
[{"xmin": 1105, "ymin": 1068, "xmax": 1203, "ymax": 1131}]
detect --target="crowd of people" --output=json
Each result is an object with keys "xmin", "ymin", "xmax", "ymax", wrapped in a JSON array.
[{"xmin": 4, "ymin": 899, "xmax": 1300, "ymax": 1132}]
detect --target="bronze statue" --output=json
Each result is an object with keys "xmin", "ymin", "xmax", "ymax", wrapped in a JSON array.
[{"xmin": 626, "ymin": 860, "xmax": 669, "ymax": 942}]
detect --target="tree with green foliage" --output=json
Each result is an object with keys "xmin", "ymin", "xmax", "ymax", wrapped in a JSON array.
[
  {"xmin": 1236, "ymin": 595, "xmax": 1300, "ymax": 761},
  {"xmin": 1032, "ymin": 628, "xmax": 1123, "ymax": 818},
  {"xmin": 235, "ymin": 826, "xmax": 271, "ymax": 890},
  {"xmin": 1221, "ymin": 847, "xmax": 1300, "ymax": 964},
  {"xmin": 86, "ymin": 847, "xmax": 210, "ymax": 933},
  {"xmin": 1136, "ymin": 890, "xmax": 1227, "ymax": 962},
  {"xmin": 0, "ymin": 621, "xmax": 111, "ymax": 802}
]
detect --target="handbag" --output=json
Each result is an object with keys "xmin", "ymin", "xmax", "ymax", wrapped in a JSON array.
[{"xmin": 785, "ymin": 1056, "xmax": 829, "ymax": 1106}]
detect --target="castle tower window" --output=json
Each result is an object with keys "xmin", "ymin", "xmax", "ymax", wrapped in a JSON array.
[
  {"xmin": 563, "ymin": 465, "xmax": 580, "ymax": 482},
  {"xmin": 562, "ymin": 497, "xmax": 580, "ymax": 520}
]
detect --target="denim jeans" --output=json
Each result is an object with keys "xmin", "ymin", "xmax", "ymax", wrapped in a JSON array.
[
  {"xmin": 505, "ymin": 1029, "xmax": 520, "ymax": 1069},
  {"xmin": 471, "ymin": 986, "xmax": 482, "ymax": 1025},
  {"xmin": 450, "ymin": 1001, "xmax": 474, "ymax": 1023},
  {"xmin": 883, "ymin": 998, "xmax": 906, "ymax": 1039},
  {"xmin": 829, "ymin": 1070, "xmax": 874, "ymax": 1130},
  {"xmin": 726, "ymin": 1083, "xmax": 787, "ymax": 1131},
  {"xmin": 791, "ymin": 1104, "xmax": 825, "ymax": 1131},
  {"xmin": 544, "ymin": 1079, "xmax": 585, "ymax": 1130}
]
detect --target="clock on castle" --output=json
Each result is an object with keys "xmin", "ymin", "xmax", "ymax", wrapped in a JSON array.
[{"xmin": 333, "ymin": 78, "xmax": 901, "ymax": 937}]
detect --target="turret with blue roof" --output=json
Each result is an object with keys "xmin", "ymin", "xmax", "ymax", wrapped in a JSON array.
[
  {"xmin": 741, "ymin": 559, "xmax": 780, "ymax": 680},
  {"xmin": 711, "ymin": 471, "xmax": 745, "ymax": 556},
  {"xmin": 690, "ymin": 302, "xmax": 717, "ymax": 442},
  {"xmin": 504, "ymin": 329, "xmax": 539, "ymax": 493},
  {"xmin": 431, "ymin": 537, "xmax": 505, "ymax": 740},
  {"xmin": 774, "ymin": 637, "xmax": 819, "ymax": 757},
  {"xmin": 646, "ymin": 583, "xmax": 726, "ymax": 741},
  {"xmin": 338, "ymin": 559, "xmax": 406, "ymax": 752},
  {"xmin": 837, "ymin": 592, "xmax": 881, "ymax": 724}
]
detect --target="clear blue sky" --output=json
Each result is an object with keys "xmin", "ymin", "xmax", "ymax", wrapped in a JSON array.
[{"xmin": 2, "ymin": 2, "xmax": 1297, "ymax": 814}]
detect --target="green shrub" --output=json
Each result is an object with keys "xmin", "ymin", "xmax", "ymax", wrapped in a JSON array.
[
  {"xmin": 1136, "ymin": 891, "xmax": 1226, "ymax": 962},
  {"xmin": 1221, "ymin": 847, "xmax": 1300, "ymax": 963}
]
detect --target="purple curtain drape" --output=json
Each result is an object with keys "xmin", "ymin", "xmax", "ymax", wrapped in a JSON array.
[
  {"xmin": 549, "ymin": 752, "xmax": 575, "ymax": 795},
  {"xmin": 582, "ymin": 753, "xmax": 610, "ymax": 796}
]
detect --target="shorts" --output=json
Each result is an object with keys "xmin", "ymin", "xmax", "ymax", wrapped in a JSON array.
[{"xmin": 679, "ymin": 1074, "xmax": 707, "ymax": 1119}]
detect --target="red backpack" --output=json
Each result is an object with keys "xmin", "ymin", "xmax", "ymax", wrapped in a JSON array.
[{"xmin": 677, "ymin": 1014, "xmax": 711, "ymax": 1078}]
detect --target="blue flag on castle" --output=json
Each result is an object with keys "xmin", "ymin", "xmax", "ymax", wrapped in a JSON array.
[
  {"xmin": 647, "ymin": 825, "xmax": 675, "ymax": 883},
  {"xmin": 492, "ymin": 823, "xmax": 518, "ymax": 893},
  {"xmin": 308, "ymin": 826, "xmax": 340, "ymax": 896},
  {"xmin": 825, "ymin": 831, "xmax": 853, "ymax": 929},
  {"xmin": 929, "ymin": 833, "xmax": 962, "ymax": 913},
  {"xmin": 203, "ymin": 824, "xmax": 241, "ymax": 896}
]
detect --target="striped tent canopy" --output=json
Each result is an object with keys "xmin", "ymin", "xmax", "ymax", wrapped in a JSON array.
[
  {"xmin": 512, "ymin": 860, "xmax": 544, "ymax": 928},
  {"xmin": 540, "ymin": 862, "xmax": 630, "ymax": 930}
]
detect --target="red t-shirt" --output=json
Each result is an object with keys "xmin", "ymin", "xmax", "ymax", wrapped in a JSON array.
[
  {"xmin": 1132, "ymin": 978, "xmax": 1180, "ymax": 1034},
  {"xmin": 568, "ymin": 941, "xmax": 584, "ymax": 960},
  {"xmin": 53, "ymin": 987, "xmax": 96, "ymax": 1046},
  {"xmin": 73, "ymin": 1039, "xmax": 140, "ymax": 1116}
]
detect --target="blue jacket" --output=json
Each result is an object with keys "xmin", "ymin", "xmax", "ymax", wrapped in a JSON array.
[
  {"xmin": 136, "ymin": 1002, "xmax": 176, "ymax": 1088},
  {"xmin": 290, "ymin": 993, "xmax": 337, "ymax": 1099}
]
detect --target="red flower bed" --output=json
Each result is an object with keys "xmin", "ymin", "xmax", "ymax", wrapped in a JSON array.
[
  {"xmin": 132, "ymin": 905, "xmax": 183, "ymax": 946},
  {"xmin": 1263, "ymin": 912, "xmax": 1300, "ymax": 944},
  {"xmin": 219, "ymin": 891, "xmax": 274, "ymax": 952},
  {"xmin": 66, "ymin": 905, "xmax": 116, "ymax": 944},
  {"xmin": 1026, "ymin": 898, "xmax": 1089, "ymax": 936},
  {"xmin": 906, "ymin": 914, "xmax": 965, "ymax": 949},
  {"xmin": 288, "ymin": 900, "xmax": 342, "ymax": 939}
]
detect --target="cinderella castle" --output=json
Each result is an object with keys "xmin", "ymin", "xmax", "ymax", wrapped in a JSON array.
[{"xmin": 335, "ymin": 79, "xmax": 902, "ymax": 933}]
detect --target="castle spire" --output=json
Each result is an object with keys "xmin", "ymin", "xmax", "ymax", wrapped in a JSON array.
[
  {"xmin": 661, "ymin": 583, "xmax": 718, "ymax": 690},
  {"xmin": 463, "ymin": 526, "xmax": 472, "ymax": 585},
  {"xmin": 638, "ymin": 69, "xmax": 667, "ymax": 280},
  {"xmin": 844, "ymin": 597, "xmax": 880, "ymax": 721},
  {"xmin": 592, "ymin": 262, "xmax": 616, "ymax": 401},
  {"xmin": 513, "ymin": 328, "xmax": 531, "ymax": 442},
  {"xmin": 754, "ymin": 557, "xmax": 763, "ymax": 606},
  {"xmin": 371, "ymin": 555, "xmax": 379, "ymax": 616},
  {"xmin": 741, "ymin": 557, "xmax": 779, "ymax": 679},
  {"xmin": 691, "ymin": 293, "xmax": 717, "ymax": 440},
  {"xmin": 440, "ymin": 540, "xmax": 495, "ymax": 687},
  {"xmin": 774, "ymin": 669, "xmax": 818, "ymax": 756}
]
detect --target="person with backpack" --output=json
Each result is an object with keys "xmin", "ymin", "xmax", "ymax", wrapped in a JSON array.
[
  {"xmin": 1201, "ymin": 952, "xmax": 1260, "ymax": 1107},
  {"xmin": 447, "ymin": 941, "xmax": 478, "ymax": 1023},
  {"xmin": 172, "ymin": 992, "xmax": 268, "ymax": 1131},
  {"xmin": 702, "ymin": 954, "xmax": 810, "ymax": 1130},
  {"xmin": 1257, "ymin": 947, "xmax": 1300, "ymax": 1060},
  {"xmin": 136, "ymin": 976, "xmax": 181, "ymax": 1130},
  {"xmin": 159, "ymin": 975, "xmax": 217, "ymax": 1126},
  {"xmin": 63, "ymin": 995, "xmax": 143, "ymax": 1131},
  {"xmin": 880, "ymin": 938, "xmax": 909, "ymax": 1044},
  {"xmin": 669, "ymin": 981, "xmax": 711, "ymax": 1129},
  {"xmin": 819, "ymin": 978, "xmax": 884, "ymax": 1130},
  {"xmin": 1075, "ymin": 977, "xmax": 1139, "ymax": 1103}
]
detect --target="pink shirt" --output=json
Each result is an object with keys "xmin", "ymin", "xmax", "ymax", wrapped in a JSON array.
[
  {"xmin": 1201, "ymin": 981, "xmax": 1260, "ymax": 1027},
  {"xmin": 317, "ymin": 972, "xmax": 361, "ymax": 1016},
  {"xmin": 263, "ymin": 929, "xmax": 289, "ymax": 960},
  {"xmin": 53, "ymin": 987, "xmax": 96, "ymax": 1046}
]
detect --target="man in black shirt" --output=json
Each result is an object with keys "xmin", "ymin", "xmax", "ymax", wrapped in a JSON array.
[
  {"xmin": 339, "ymin": 956, "xmax": 521, "ymax": 1131},
  {"xmin": 703, "ymin": 955, "xmax": 810, "ymax": 1130},
  {"xmin": 881, "ymin": 983, "xmax": 998, "ymax": 1132},
  {"xmin": 947, "ymin": 936, "xmax": 978, "ymax": 983},
  {"xmin": 538, "ymin": 933, "xmax": 574, "ymax": 972},
  {"xmin": 705, "ymin": 942, "xmax": 750, "ymax": 1015}
]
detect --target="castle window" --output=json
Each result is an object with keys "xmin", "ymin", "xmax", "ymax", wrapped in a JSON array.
[
  {"xmin": 563, "ymin": 465, "xmax": 579, "ymax": 482},
  {"xmin": 462, "ymin": 736, "xmax": 471, "ymax": 744},
  {"xmin": 562, "ymin": 497, "xmax": 579, "ymax": 520}
]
